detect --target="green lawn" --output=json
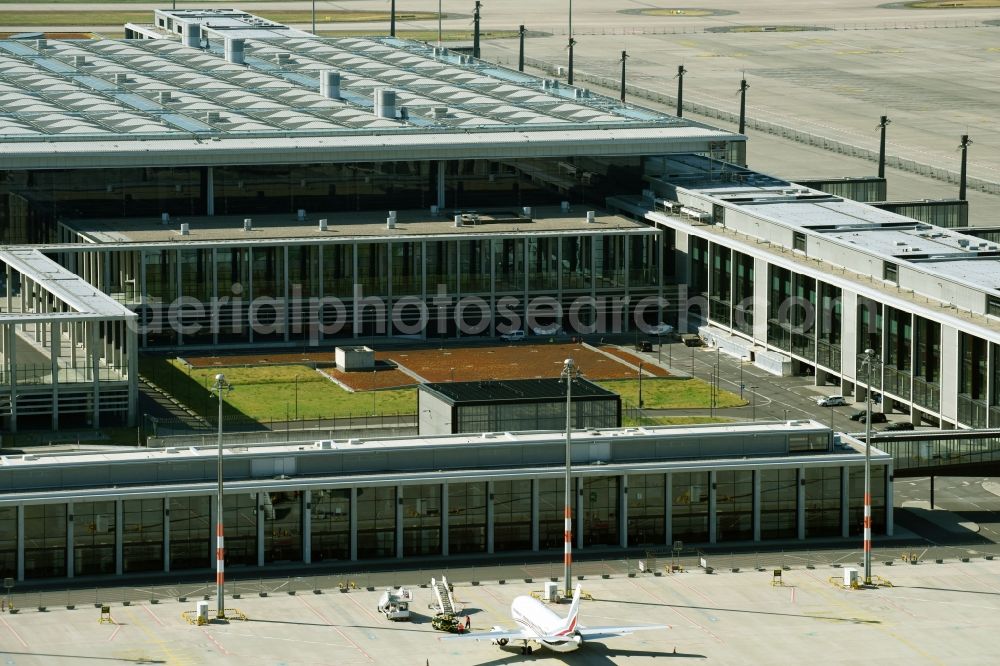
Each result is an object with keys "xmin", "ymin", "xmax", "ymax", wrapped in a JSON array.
[
  {"xmin": 140, "ymin": 357, "xmax": 415, "ymax": 422},
  {"xmin": 599, "ymin": 378, "xmax": 747, "ymax": 410},
  {"xmin": 623, "ymin": 415, "xmax": 737, "ymax": 427},
  {"xmin": 319, "ymin": 29, "xmax": 521, "ymax": 41}
]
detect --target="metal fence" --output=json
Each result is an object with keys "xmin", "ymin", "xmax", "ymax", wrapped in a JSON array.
[{"xmin": 514, "ymin": 55, "xmax": 1000, "ymax": 197}]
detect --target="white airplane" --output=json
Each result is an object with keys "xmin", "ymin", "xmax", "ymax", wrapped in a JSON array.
[{"xmin": 442, "ymin": 584, "xmax": 668, "ymax": 655}]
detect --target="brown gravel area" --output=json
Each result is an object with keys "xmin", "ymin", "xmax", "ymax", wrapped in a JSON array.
[
  {"xmin": 321, "ymin": 367, "xmax": 416, "ymax": 391},
  {"xmin": 599, "ymin": 347, "xmax": 671, "ymax": 377}
]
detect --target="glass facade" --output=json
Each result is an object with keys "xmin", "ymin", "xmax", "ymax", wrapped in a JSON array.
[
  {"xmin": 760, "ymin": 469, "xmax": 797, "ymax": 540},
  {"xmin": 884, "ymin": 306, "xmax": 912, "ymax": 400},
  {"xmin": 73, "ymin": 501, "xmax": 116, "ymax": 577},
  {"xmin": 848, "ymin": 467, "xmax": 887, "ymax": 537},
  {"xmin": 715, "ymin": 471, "xmax": 753, "ymax": 542},
  {"xmin": 0, "ymin": 507, "xmax": 15, "ymax": 581},
  {"xmin": 123, "ymin": 499, "xmax": 163, "ymax": 573},
  {"xmin": 958, "ymin": 332, "xmax": 988, "ymax": 428},
  {"xmin": 804, "ymin": 467, "xmax": 841, "ymax": 538},
  {"xmin": 538, "ymin": 478, "xmax": 566, "ymax": 550},
  {"xmin": 816, "ymin": 282, "xmax": 841, "ymax": 371},
  {"xmin": 311, "ymin": 489, "xmax": 350, "ymax": 563},
  {"xmin": 672, "ymin": 472, "xmax": 709, "ymax": 543},
  {"xmin": 170, "ymin": 496, "xmax": 210, "ymax": 571},
  {"xmin": 264, "ymin": 492, "xmax": 302, "ymax": 564},
  {"xmin": 709, "ymin": 243, "xmax": 732, "ymax": 327},
  {"xmin": 448, "ymin": 482, "xmax": 487, "ymax": 555},
  {"xmin": 357, "ymin": 486, "xmax": 395, "ymax": 559},
  {"xmin": 493, "ymin": 480, "xmax": 532, "ymax": 552},
  {"xmin": 24, "ymin": 504, "xmax": 66, "ymax": 579},
  {"xmin": 583, "ymin": 477, "xmax": 619, "ymax": 547},
  {"xmin": 913, "ymin": 315, "xmax": 941, "ymax": 413},
  {"xmin": 733, "ymin": 251, "xmax": 754, "ymax": 336},
  {"xmin": 402, "ymin": 485, "xmax": 441, "ymax": 557},
  {"xmin": 223, "ymin": 494, "xmax": 258, "ymax": 567},
  {"xmin": 627, "ymin": 474, "xmax": 665, "ymax": 547}
]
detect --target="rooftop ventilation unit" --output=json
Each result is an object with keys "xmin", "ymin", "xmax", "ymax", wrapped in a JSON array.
[
  {"xmin": 958, "ymin": 238, "xmax": 970, "ymax": 247},
  {"xmin": 586, "ymin": 210, "xmax": 596, "ymax": 223},
  {"xmin": 183, "ymin": 22, "xmax": 201, "ymax": 49},
  {"xmin": 73, "ymin": 55, "xmax": 88, "ymax": 67},
  {"xmin": 243, "ymin": 218, "xmax": 253, "ymax": 232},
  {"xmin": 114, "ymin": 73, "xmax": 129, "ymax": 85},
  {"xmin": 206, "ymin": 111, "xmax": 222, "ymax": 123},
  {"xmin": 276, "ymin": 52, "xmax": 291, "ymax": 65},
  {"xmin": 297, "ymin": 209, "xmax": 306, "ymax": 221},
  {"xmin": 161, "ymin": 212, "xmax": 170, "ymax": 224},
  {"xmin": 374, "ymin": 88, "xmax": 396, "ymax": 119},
  {"xmin": 454, "ymin": 214, "xmax": 463, "ymax": 228},
  {"xmin": 180, "ymin": 223, "xmax": 190, "ymax": 235},
  {"xmin": 318, "ymin": 218, "xmax": 329, "ymax": 231},
  {"xmin": 573, "ymin": 88, "xmax": 590, "ymax": 99},
  {"xmin": 319, "ymin": 70, "xmax": 340, "ymax": 99},
  {"xmin": 432, "ymin": 106, "xmax": 448, "ymax": 119},
  {"xmin": 225, "ymin": 38, "xmax": 245, "ymax": 65},
  {"xmin": 35, "ymin": 39, "xmax": 46, "ymax": 50},
  {"xmin": 159, "ymin": 91, "xmax": 173, "ymax": 104}
]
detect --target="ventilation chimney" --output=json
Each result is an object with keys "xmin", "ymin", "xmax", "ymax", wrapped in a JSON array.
[
  {"xmin": 430, "ymin": 205, "xmax": 439, "ymax": 215},
  {"xmin": 388, "ymin": 210, "xmax": 397, "ymax": 222},
  {"xmin": 320, "ymin": 70, "xmax": 341, "ymax": 99},
  {"xmin": 586, "ymin": 210, "xmax": 596, "ymax": 224},
  {"xmin": 180, "ymin": 223, "xmax": 190, "ymax": 235},
  {"xmin": 276, "ymin": 52, "xmax": 291, "ymax": 65},
  {"xmin": 243, "ymin": 218, "xmax": 253, "ymax": 231},
  {"xmin": 432, "ymin": 106, "xmax": 448, "ymax": 119},
  {"xmin": 318, "ymin": 218, "xmax": 328, "ymax": 231},
  {"xmin": 225, "ymin": 38, "xmax": 245, "ymax": 65},
  {"xmin": 206, "ymin": 111, "xmax": 221, "ymax": 123},
  {"xmin": 159, "ymin": 91, "xmax": 172, "ymax": 104},
  {"xmin": 522, "ymin": 206, "xmax": 532, "ymax": 218},
  {"xmin": 561, "ymin": 201, "xmax": 570, "ymax": 212},
  {"xmin": 454, "ymin": 214, "xmax": 463, "ymax": 227},
  {"xmin": 297, "ymin": 209, "xmax": 306, "ymax": 221},
  {"xmin": 35, "ymin": 39, "xmax": 46, "ymax": 50},
  {"xmin": 375, "ymin": 88, "xmax": 396, "ymax": 119},
  {"xmin": 387, "ymin": 217, "xmax": 396, "ymax": 229},
  {"xmin": 161, "ymin": 212, "xmax": 170, "ymax": 224},
  {"xmin": 73, "ymin": 55, "xmax": 87, "ymax": 67},
  {"xmin": 183, "ymin": 23, "xmax": 201, "ymax": 49},
  {"xmin": 114, "ymin": 73, "xmax": 129, "ymax": 85}
]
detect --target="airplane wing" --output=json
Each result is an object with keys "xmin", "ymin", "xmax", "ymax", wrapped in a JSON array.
[
  {"xmin": 578, "ymin": 624, "xmax": 670, "ymax": 641},
  {"xmin": 440, "ymin": 628, "xmax": 533, "ymax": 643}
]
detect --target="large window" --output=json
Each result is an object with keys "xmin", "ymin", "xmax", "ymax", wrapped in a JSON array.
[
  {"xmin": 715, "ymin": 471, "xmax": 753, "ymax": 542},
  {"xmin": 672, "ymin": 472, "xmax": 709, "ymax": 544},
  {"xmin": 447, "ymin": 483, "xmax": 487, "ymax": 555},
  {"xmin": 760, "ymin": 469, "xmax": 797, "ymax": 540},
  {"xmin": 223, "ymin": 494, "xmax": 258, "ymax": 567},
  {"xmin": 583, "ymin": 477, "xmax": 619, "ymax": 547},
  {"xmin": 402, "ymin": 484, "xmax": 441, "ymax": 557},
  {"xmin": 123, "ymin": 499, "xmax": 163, "ymax": 573},
  {"xmin": 493, "ymin": 480, "xmax": 532, "ymax": 552},
  {"xmin": 804, "ymin": 467, "xmax": 841, "ymax": 538},
  {"xmin": 170, "ymin": 496, "xmax": 210, "ymax": 571},
  {"xmin": 538, "ymin": 478, "xmax": 566, "ymax": 550},
  {"xmin": 357, "ymin": 486, "xmax": 395, "ymax": 559},
  {"xmin": 0, "ymin": 507, "xmax": 15, "ymax": 581},
  {"xmin": 24, "ymin": 504, "xmax": 67, "ymax": 579},
  {"xmin": 311, "ymin": 489, "xmax": 350, "ymax": 563},
  {"xmin": 264, "ymin": 492, "xmax": 302, "ymax": 564},
  {"xmin": 73, "ymin": 501, "xmax": 116, "ymax": 576},
  {"xmin": 849, "ymin": 466, "xmax": 887, "ymax": 537},
  {"xmin": 627, "ymin": 474, "xmax": 665, "ymax": 547}
]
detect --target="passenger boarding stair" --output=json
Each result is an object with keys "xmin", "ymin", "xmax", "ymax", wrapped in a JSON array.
[{"xmin": 431, "ymin": 576, "xmax": 456, "ymax": 615}]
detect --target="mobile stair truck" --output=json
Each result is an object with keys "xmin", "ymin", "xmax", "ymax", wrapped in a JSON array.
[{"xmin": 377, "ymin": 586, "xmax": 413, "ymax": 621}]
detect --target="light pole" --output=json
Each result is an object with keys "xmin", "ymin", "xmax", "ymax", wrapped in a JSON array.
[
  {"xmin": 210, "ymin": 373, "xmax": 233, "ymax": 620},
  {"xmin": 372, "ymin": 369, "xmax": 377, "ymax": 415},
  {"xmin": 311, "ymin": 0, "xmax": 315, "ymax": 34},
  {"xmin": 561, "ymin": 358, "xmax": 580, "ymax": 598},
  {"xmin": 567, "ymin": 0, "xmax": 574, "ymax": 85},
  {"xmin": 750, "ymin": 385, "xmax": 758, "ymax": 421},
  {"xmin": 638, "ymin": 361, "xmax": 644, "ymax": 412},
  {"xmin": 861, "ymin": 347, "xmax": 880, "ymax": 586},
  {"xmin": 438, "ymin": 0, "xmax": 443, "ymax": 46},
  {"xmin": 294, "ymin": 374, "xmax": 299, "ymax": 420}
]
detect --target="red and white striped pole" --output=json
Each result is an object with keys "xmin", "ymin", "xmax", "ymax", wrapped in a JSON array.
[
  {"xmin": 862, "ymin": 349, "xmax": 876, "ymax": 586},
  {"xmin": 562, "ymin": 358, "xmax": 576, "ymax": 597},
  {"xmin": 213, "ymin": 373, "xmax": 231, "ymax": 619}
]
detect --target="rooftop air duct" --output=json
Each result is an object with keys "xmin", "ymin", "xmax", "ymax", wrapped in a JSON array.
[
  {"xmin": 225, "ymin": 38, "xmax": 245, "ymax": 65},
  {"xmin": 374, "ymin": 88, "xmax": 396, "ymax": 119},
  {"xmin": 183, "ymin": 23, "xmax": 201, "ymax": 49},
  {"xmin": 320, "ymin": 70, "xmax": 341, "ymax": 99}
]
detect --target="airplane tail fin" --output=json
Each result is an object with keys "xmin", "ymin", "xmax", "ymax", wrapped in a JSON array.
[{"xmin": 555, "ymin": 584, "xmax": 583, "ymax": 636}]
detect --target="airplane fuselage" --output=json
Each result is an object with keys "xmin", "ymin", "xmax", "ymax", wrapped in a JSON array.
[{"xmin": 511, "ymin": 596, "xmax": 582, "ymax": 653}]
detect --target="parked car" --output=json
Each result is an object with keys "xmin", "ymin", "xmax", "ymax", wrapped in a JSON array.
[
  {"xmin": 500, "ymin": 330, "xmax": 525, "ymax": 342},
  {"xmin": 680, "ymin": 334, "xmax": 704, "ymax": 347},
  {"xmin": 859, "ymin": 412, "xmax": 888, "ymax": 424},
  {"xmin": 849, "ymin": 410, "xmax": 866, "ymax": 421},
  {"xmin": 816, "ymin": 395, "xmax": 848, "ymax": 407},
  {"xmin": 636, "ymin": 340, "xmax": 653, "ymax": 352},
  {"xmin": 883, "ymin": 421, "xmax": 914, "ymax": 431},
  {"xmin": 649, "ymin": 322, "xmax": 675, "ymax": 336}
]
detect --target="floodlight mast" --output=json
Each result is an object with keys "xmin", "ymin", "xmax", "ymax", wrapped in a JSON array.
[
  {"xmin": 861, "ymin": 348, "xmax": 879, "ymax": 586},
  {"xmin": 561, "ymin": 358, "xmax": 580, "ymax": 597},
  {"xmin": 211, "ymin": 373, "xmax": 233, "ymax": 618}
]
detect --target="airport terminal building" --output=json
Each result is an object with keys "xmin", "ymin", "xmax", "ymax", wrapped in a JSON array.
[{"xmin": 0, "ymin": 421, "xmax": 891, "ymax": 583}]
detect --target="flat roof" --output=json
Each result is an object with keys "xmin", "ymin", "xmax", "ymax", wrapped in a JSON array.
[
  {"xmin": 421, "ymin": 377, "xmax": 617, "ymax": 404},
  {"xmin": 64, "ymin": 206, "xmax": 652, "ymax": 245},
  {"xmin": 0, "ymin": 15, "xmax": 741, "ymax": 168}
]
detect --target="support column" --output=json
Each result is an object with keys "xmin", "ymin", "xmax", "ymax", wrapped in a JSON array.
[
  {"xmin": 163, "ymin": 499, "xmax": 171, "ymax": 573},
  {"xmin": 841, "ymin": 466, "xmax": 850, "ymax": 539},
  {"xmin": 303, "ymin": 490, "xmax": 312, "ymax": 564},
  {"xmin": 16, "ymin": 506, "xmax": 24, "ymax": 582},
  {"xmin": 436, "ymin": 161, "xmax": 446, "ymax": 210},
  {"xmin": 349, "ymin": 487, "xmax": 358, "ymax": 561},
  {"xmin": 115, "ymin": 500, "xmax": 124, "ymax": 576},
  {"xmin": 886, "ymin": 466, "xmax": 894, "ymax": 537},
  {"xmin": 206, "ymin": 166, "xmax": 215, "ymax": 216},
  {"xmin": 531, "ymin": 479, "xmax": 539, "ymax": 552},
  {"xmin": 664, "ymin": 473, "xmax": 672, "ymax": 547},
  {"xmin": 8, "ymin": 323, "xmax": 17, "ymax": 433},
  {"xmin": 257, "ymin": 492, "xmax": 265, "ymax": 567},
  {"xmin": 127, "ymin": 319, "xmax": 138, "ymax": 427},
  {"xmin": 441, "ymin": 482, "xmax": 449, "ymax": 557},
  {"xmin": 50, "ymin": 316, "xmax": 60, "ymax": 432},
  {"xmin": 619, "ymin": 475, "xmax": 628, "ymax": 549},
  {"xmin": 708, "ymin": 471, "xmax": 717, "ymax": 544},
  {"xmin": 486, "ymin": 480, "xmax": 495, "ymax": 554},
  {"xmin": 752, "ymin": 470, "xmax": 761, "ymax": 543},
  {"xmin": 66, "ymin": 502, "xmax": 74, "ymax": 578},
  {"xmin": 797, "ymin": 467, "xmax": 806, "ymax": 540},
  {"xmin": 89, "ymin": 321, "xmax": 100, "ymax": 428},
  {"xmin": 395, "ymin": 485, "xmax": 404, "ymax": 559}
]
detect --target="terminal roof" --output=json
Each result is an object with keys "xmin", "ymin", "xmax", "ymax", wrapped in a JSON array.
[{"xmin": 422, "ymin": 377, "xmax": 616, "ymax": 405}]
